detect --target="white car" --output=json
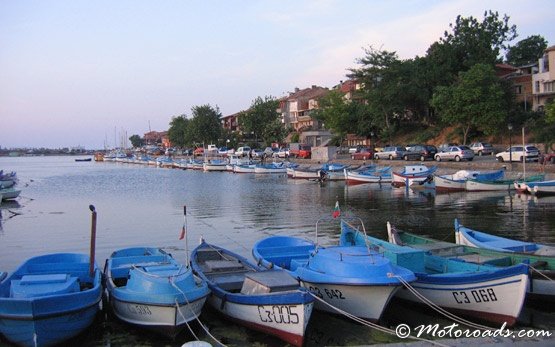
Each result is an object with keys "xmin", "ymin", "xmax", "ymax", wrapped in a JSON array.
[
  {"xmin": 495, "ymin": 145, "xmax": 540, "ymax": 162},
  {"xmin": 236, "ymin": 146, "xmax": 251, "ymax": 157}
]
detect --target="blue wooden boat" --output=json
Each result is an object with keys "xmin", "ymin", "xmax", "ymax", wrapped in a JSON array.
[
  {"xmin": 252, "ymin": 220, "xmax": 415, "ymax": 322},
  {"xmin": 525, "ymin": 179, "xmax": 555, "ymax": 196},
  {"xmin": 191, "ymin": 241, "xmax": 314, "ymax": 347},
  {"xmin": 341, "ymin": 220, "xmax": 529, "ymax": 326},
  {"xmin": 0, "ymin": 253, "xmax": 102, "ymax": 347},
  {"xmin": 104, "ymin": 247, "xmax": 210, "ymax": 337},
  {"xmin": 455, "ymin": 219, "xmax": 555, "ymax": 256}
]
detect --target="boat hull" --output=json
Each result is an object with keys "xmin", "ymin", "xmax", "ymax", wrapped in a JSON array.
[
  {"xmin": 395, "ymin": 272, "xmax": 528, "ymax": 326},
  {"xmin": 300, "ymin": 281, "xmax": 398, "ymax": 322},
  {"xmin": 109, "ymin": 296, "xmax": 206, "ymax": 337},
  {"xmin": 344, "ymin": 170, "xmax": 392, "ymax": 184},
  {"xmin": 433, "ymin": 175, "xmax": 466, "ymax": 192},
  {"xmin": 0, "ymin": 302, "xmax": 99, "ymax": 347},
  {"xmin": 206, "ymin": 294, "xmax": 312, "ymax": 347}
]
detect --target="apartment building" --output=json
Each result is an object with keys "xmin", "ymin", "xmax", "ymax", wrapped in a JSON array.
[{"xmin": 532, "ymin": 45, "xmax": 555, "ymax": 111}]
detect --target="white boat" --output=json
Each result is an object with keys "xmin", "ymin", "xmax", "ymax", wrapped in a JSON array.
[
  {"xmin": 203, "ymin": 159, "xmax": 228, "ymax": 172},
  {"xmin": 392, "ymin": 165, "xmax": 437, "ymax": 187},
  {"xmin": 0, "ymin": 188, "xmax": 21, "ymax": 201},
  {"xmin": 411, "ymin": 170, "xmax": 505, "ymax": 192},
  {"xmin": 288, "ymin": 167, "xmax": 322, "ymax": 179},
  {"xmin": 233, "ymin": 164, "xmax": 257, "ymax": 173},
  {"xmin": 254, "ymin": 162, "xmax": 287, "ymax": 174},
  {"xmin": 344, "ymin": 167, "xmax": 392, "ymax": 184}
]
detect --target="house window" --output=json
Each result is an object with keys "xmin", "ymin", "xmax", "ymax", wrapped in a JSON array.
[
  {"xmin": 514, "ymin": 85, "xmax": 522, "ymax": 94},
  {"xmin": 535, "ymin": 81, "xmax": 540, "ymax": 93},
  {"xmin": 545, "ymin": 81, "xmax": 555, "ymax": 92}
]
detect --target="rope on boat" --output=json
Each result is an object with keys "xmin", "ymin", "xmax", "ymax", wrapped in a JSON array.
[
  {"xmin": 391, "ymin": 275, "xmax": 496, "ymax": 331},
  {"xmin": 528, "ymin": 265, "xmax": 555, "ymax": 281},
  {"xmin": 170, "ymin": 279, "xmax": 228, "ymax": 347},
  {"xmin": 306, "ymin": 291, "xmax": 450, "ymax": 347}
]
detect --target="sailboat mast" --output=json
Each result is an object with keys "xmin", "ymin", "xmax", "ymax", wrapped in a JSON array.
[{"xmin": 522, "ymin": 127, "xmax": 526, "ymax": 179}]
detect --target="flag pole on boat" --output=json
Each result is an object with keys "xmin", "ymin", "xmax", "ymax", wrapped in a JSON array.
[
  {"xmin": 180, "ymin": 205, "xmax": 190, "ymax": 267},
  {"xmin": 88, "ymin": 205, "xmax": 97, "ymax": 278}
]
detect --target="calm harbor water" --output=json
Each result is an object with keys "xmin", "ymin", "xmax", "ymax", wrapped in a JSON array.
[{"xmin": 1, "ymin": 156, "xmax": 554, "ymax": 346}]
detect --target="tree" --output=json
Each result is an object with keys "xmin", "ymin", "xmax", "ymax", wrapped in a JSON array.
[
  {"xmin": 239, "ymin": 96, "xmax": 280, "ymax": 145},
  {"xmin": 312, "ymin": 90, "xmax": 358, "ymax": 138},
  {"xmin": 167, "ymin": 115, "xmax": 190, "ymax": 148},
  {"xmin": 547, "ymin": 100, "xmax": 555, "ymax": 124},
  {"xmin": 128, "ymin": 134, "xmax": 144, "ymax": 148},
  {"xmin": 262, "ymin": 118, "xmax": 290, "ymax": 146},
  {"xmin": 431, "ymin": 64, "xmax": 510, "ymax": 144},
  {"xmin": 506, "ymin": 35, "xmax": 547, "ymax": 66},
  {"xmin": 189, "ymin": 104, "xmax": 222, "ymax": 146}
]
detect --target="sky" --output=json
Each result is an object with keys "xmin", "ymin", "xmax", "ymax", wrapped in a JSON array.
[{"xmin": 1, "ymin": 0, "xmax": 554, "ymax": 149}]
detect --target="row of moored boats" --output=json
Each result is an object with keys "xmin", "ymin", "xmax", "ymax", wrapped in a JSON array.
[
  {"xmin": 2, "ymin": 203, "xmax": 555, "ymax": 346},
  {"xmin": 103, "ymin": 153, "xmax": 555, "ymax": 195},
  {"xmin": 0, "ymin": 171, "xmax": 21, "ymax": 202}
]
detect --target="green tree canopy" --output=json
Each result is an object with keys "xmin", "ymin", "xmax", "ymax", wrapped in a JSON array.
[
  {"xmin": 431, "ymin": 63, "xmax": 510, "ymax": 144},
  {"xmin": 189, "ymin": 104, "xmax": 222, "ymax": 146},
  {"xmin": 505, "ymin": 35, "xmax": 548, "ymax": 66},
  {"xmin": 239, "ymin": 96, "xmax": 280, "ymax": 145},
  {"xmin": 167, "ymin": 115, "xmax": 190, "ymax": 148},
  {"xmin": 128, "ymin": 134, "xmax": 144, "ymax": 148}
]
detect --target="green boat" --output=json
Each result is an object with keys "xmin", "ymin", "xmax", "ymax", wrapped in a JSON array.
[{"xmin": 387, "ymin": 223, "xmax": 555, "ymax": 305}]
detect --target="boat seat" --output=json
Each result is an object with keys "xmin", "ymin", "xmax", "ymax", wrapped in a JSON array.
[
  {"xmin": 210, "ymin": 272, "xmax": 248, "ymax": 291},
  {"xmin": 241, "ymin": 270, "xmax": 299, "ymax": 294},
  {"xmin": 10, "ymin": 274, "xmax": 79, "ymax": 298},
  {"xmin": 27, "ymin": 262, "xmax": 90, "ymax": 273},
  {"xmin": 205, "ymin": 260, "xmax": 245, "ymax": 273},
  {"xmin": 290, "ymin": 258, "xmax": 309, "ymax": 271}
]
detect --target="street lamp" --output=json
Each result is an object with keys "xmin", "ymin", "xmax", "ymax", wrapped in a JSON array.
[{"xmin": 508, "ymin": 124, "xmax": 513, "ymax": 163}]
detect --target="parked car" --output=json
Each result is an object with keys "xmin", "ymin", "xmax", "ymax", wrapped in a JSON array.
[
  {"xmin": 351, "ymin": 147, "xmax": 373, "ymax": 160},
  {"xmin": 293, "ymin": 145, "xmax": 311, "ymax": 159},
  {"xmin": 540, "ymin": 153, "xmax": 555, "ymax": 164},
  {"xmin": 193, "ymin": 147, "xmax": 204, "ymax": 156},
  {"xmin": 495, "ymin": 145, "xmax": 540, "ymax": 162},
  {"xmin": 405, "ymin": 143, "xmax": 418, "ymax": 151},
  {"xmin": 469, "ymin": 142, "xmax": 495, "ymax": 156},
  {"xmin": 434, "ymin": 145, "xmax": 474, "ymax": 162},
  {"xmin": 403, "ymin": 145, "xmax": 438, "ymax": 161},
  {"xmin": 348, "ymin": 145, "xmax": 366, "ymax": 154},
  {"xmin": 274, "ymin": 148, "xmax": 290, "ymax": 158},
  {"xmin": 264, "ymin": 147, "xmax": 278, "ymax": 157},
  {"xmin": 236, "ymin": 146, "xmax": 251, "ymax": 157},
  {"xmin": 374, "ymin": 146, "xmax": 406, "ymax": 160},
  {"xmin": 218, "ymin": 146, "xmax": 232, "ymax": 155},
  {"xmin": 438, "ymin": 143, "xmax": 458, "ymax": 152}
]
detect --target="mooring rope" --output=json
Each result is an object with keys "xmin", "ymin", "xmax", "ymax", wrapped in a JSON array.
[
  {"xmin": 391, "ymin": 274, "xmax": 496, "ymax": 331},
  {"xmin": 171, "ymin": 277, "xmax": 227, "ymax": 347},
  {"xmin": 528, "ymin": 265, "xmax": 555, "ymax": 281},
  {"xmin": 306, "ymin": 291, "xmax": 450, "ymax": 347}
]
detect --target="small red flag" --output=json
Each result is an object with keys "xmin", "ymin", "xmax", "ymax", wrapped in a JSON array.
[{"xmin": 179, "ymin": 226, "xmax": 186, "ymax": 240}]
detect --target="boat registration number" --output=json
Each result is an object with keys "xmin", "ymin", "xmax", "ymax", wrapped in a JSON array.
[
  {"xmin": 452, "ymin": 288, "xmax": 497, "ymax": 304},
  {"xmin": 257, "ymin": 305, "xmax": 299, "ymax": 324},
  {"xmin": 308, "ymin": 286, "xmax": 345, "ymax": 300},
  {"xmin": 127, "ymin": 304, "xmax": 152, "ymax": 315}
]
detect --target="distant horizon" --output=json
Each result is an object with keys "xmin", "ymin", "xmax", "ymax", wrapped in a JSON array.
[{"xmin": 2, "ymin": 0, "xmax": 554, "ymax": 149}]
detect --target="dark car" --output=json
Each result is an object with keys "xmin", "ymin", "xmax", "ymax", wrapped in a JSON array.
[{"xmin": 403, "ymin": 145, "xmax": 438, "ymax": 161}]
